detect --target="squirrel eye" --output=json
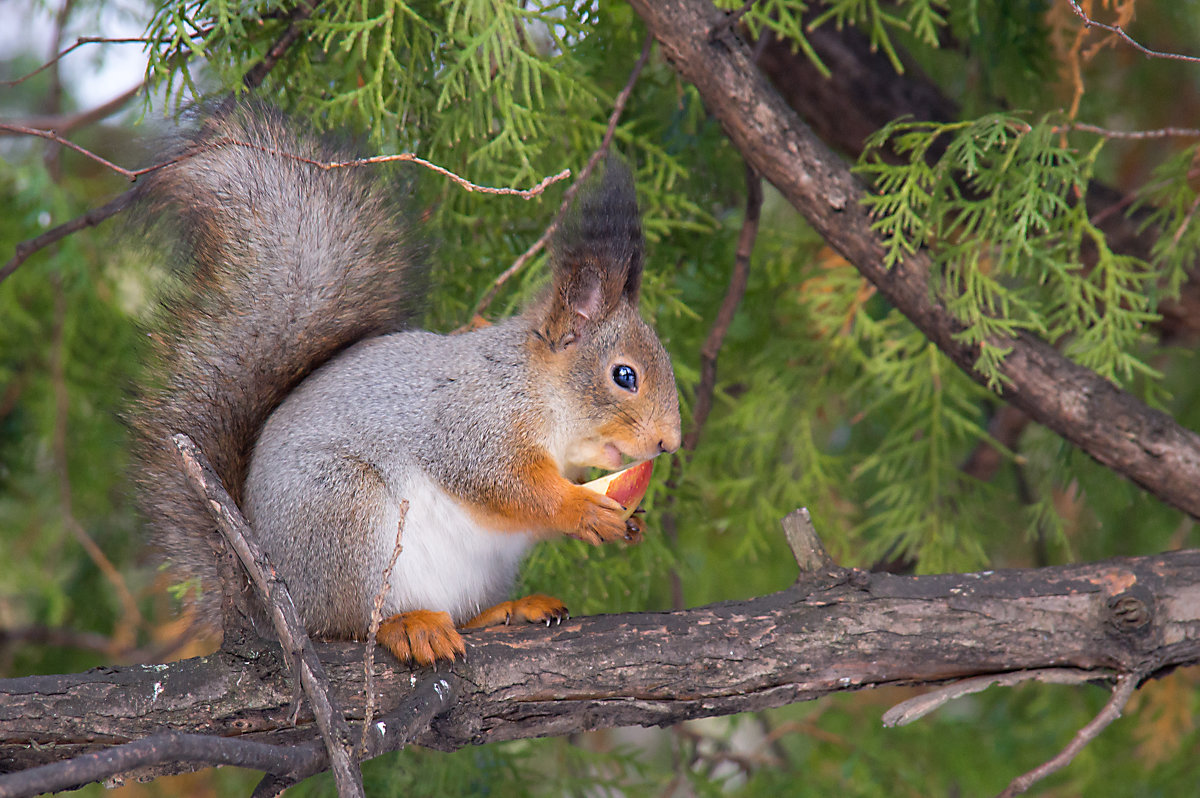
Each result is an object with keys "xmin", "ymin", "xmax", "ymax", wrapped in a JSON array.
[{"xmin": 612, "ymin": 364, "xmax": 638, "ymax": 393}]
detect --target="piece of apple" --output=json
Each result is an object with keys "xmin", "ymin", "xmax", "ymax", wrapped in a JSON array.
[{"xmin": 582, "ymin": 459, "xmax": 653, "ymax": 520}]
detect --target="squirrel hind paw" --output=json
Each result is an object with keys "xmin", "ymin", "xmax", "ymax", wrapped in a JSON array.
[
  {"xmin": 461, "ymin": 594, "xmax": 570, "ymax": 630},
  {"xmin": 378, "ymin": 610, "xmax": 465, "ymax": 666}
]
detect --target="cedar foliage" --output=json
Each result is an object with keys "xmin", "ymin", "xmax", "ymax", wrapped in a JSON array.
[{"xmin": 2, "ymin": 0, "xmax": 1200, "ymax": 795}]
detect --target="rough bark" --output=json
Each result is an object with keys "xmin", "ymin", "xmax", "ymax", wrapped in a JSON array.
[
  {"xmin": 3, "ymin": 547, "xmax": 1199, "ymax": 781},
  {"xmin": 628, "ymin": 0, "xmax": 1200, "ymax": 520}
]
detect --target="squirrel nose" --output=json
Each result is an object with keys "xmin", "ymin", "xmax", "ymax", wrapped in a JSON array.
[{"xmin": 658, "ymin": 433, "xmax": 681, "ymax": 455}]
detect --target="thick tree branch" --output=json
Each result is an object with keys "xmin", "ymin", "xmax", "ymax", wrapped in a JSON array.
[
  {"xmin": 628, "ymin": 0, "xmax": 1200, "ymax": 521},
  {"xmin": 2, "ymin": 542, "xmax": 1199, "ymax": 788}
]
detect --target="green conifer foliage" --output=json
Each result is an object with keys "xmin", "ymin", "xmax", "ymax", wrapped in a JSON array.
[{"xmin": 3, "ymin": 0, "xmax": 1200, "ymax": 794}]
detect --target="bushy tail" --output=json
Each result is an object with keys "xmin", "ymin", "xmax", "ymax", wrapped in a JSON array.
[{"xmin": 132, "ymin": 104, "xmax": 420, "ymax": 616}]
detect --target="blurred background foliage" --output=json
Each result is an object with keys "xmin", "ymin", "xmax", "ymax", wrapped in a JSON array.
[{"xmin": 3, "ymin": 0, "xmax": 1200, "ymax": 794}]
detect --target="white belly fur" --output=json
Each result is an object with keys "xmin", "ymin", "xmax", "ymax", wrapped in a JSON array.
[{"xmin": 382, "ymin": 471, "xmax": 534, "ymax": 624}]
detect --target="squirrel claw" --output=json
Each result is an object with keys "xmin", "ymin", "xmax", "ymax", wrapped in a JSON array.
[
  {"xmin": 623, "ymin": 515, "xmax": 644, "ymax": 544},
  {"xmin": 463, "ymin": 594, "xmax": 569, "ymax": 629}
]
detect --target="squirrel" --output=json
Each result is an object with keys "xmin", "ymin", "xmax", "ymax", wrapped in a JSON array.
[{"xmin": 132, "ymin": 105, "xmax": 681, "ymax": 666}]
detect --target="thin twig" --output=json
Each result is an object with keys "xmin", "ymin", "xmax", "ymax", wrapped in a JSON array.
[
  {"xmin": 1, "ymin": 125, "xmax": 567, "ymax": 202},
  {"xmin": 1066, "ymin": 0, "xmax": 1200, "ymax": 63},
  {"xmin": 0, "ymin": 139, "xmax": 563, "ymax": 286},
  {"xmin": 0, "ymin": 625, "xmax": 113, "ymax": 657},
  {"xmin": 3, "ymin": 83, "xmax": 145, "ymax": 137},
  {"xmin": 0, "ymin": 190, "xmax": 134, "ymax": 284},
  {"xmin": 242, "ymin": 0, "xmax": 318, "ymax": 90},
  {"xmin": 267, "ymin": 146, "xmax": 570, "ymax": 197},
  {"xmin": 1063, "ymin": 122, "xmax": 1200, "ymax": 140},
  {"xmin": 883, "ymin": 668, "xmax": 1100, "ymax": 727},
  {"xmin": 360, "ymin": 502, "xmax": 408, "ymax": 756},
  {"xmin": 1170, "ymin": 193, "xmax": 1200, "ymax": 247},
  {"xmin": 0, "ymin": 123, "xmax": 138, "ymax": 179},
  {"xmin": 0, "ymin": 37, "xmax": 154, "ymax": 88},
  {"xmin": 685, "ymin": 164, "xmax": 762, "ymax": 451},
  {"xmin": 661, "ymin": 164, "xmax": 764, "ymax": 607},
  {"xmin": 50, "ymin": 278, "xmax": 144, "ymax": 646},
  {"xmin": 0, "ymin": 733, "xmax": 319, "ymax": 798},
  {"xmin": 252, "ymin": 676, "xmax": 459, "ymax": 797},
  {"xmin": 173, "ymin": 434, "xmax": 365, "ymax": 798},
  {"xmin": 997, "ymin": 671, "xmax": 1143, "ymax": 798},
  {"xmin": 466, "ymin": 31, "xmax": 655, "ymax": 322}
]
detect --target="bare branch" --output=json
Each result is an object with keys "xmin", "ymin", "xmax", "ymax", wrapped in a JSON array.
[
  {"xmin": 49, "ymin": 278, "xmax": 144, "ymax": 645},
  {"xmin": 242, "ymin": 0, "xmax": 318, "ymax": 90},
  {"xmin": 361, "ymin": 503, "xmax": 408, "ymax": 755},
  {"xmin": 0, "ymin": 134, "xmax": 567, "ymax": 287},
  {"xmin": 252, "ymin": 675, "xmax": 458, "ymax": 796},
  {"xmin": 1066, "ymin": 0, "xmax": 1200, "ymax": 64},
  {"xmin": 4, "ymin": 83, "xmax": 145, "ymax": 137},
  {"xmin": 780, "ymin": 508, "xmax": 835, "ymax": 574},
  {"xmin": 0, "ymin": 122, "xmax": 142, "ymax": 179},
  {"xmin": 883, "ymin": 668, "xmax": 1099, "ymax": 727},
  {"xmin": 1065, "ymin": 122, "xmax": 1200, "ymax": 140},
  {"xmin": 0, "ymin": 190, "xmax": 133, "ymax": 283},
  {"xmin": 222, "ymin": 141, "xmax": 568, "ymax": 197},
  {"xmin": 686, "ymin": 164, "xmax": 762, "ymax": 451},
  {"xmin": 1, "ymin": 37, "xmax": 154, "ymax": 88},
  {"xmin": 997, "ymin": 671, "xmax": 1145, "ymax": 797},
  {"xmin": 173, "ymin": 434, "xmax": 365, "ymax": 798},
  {"xmin": 0, "ymin": 733, "xmax": 318, "ymax": 798}
]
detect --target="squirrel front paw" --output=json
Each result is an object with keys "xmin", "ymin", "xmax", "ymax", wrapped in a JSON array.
[{"xmin": 566, "ymin": 488, "xmax": 630, "ymax": 545}]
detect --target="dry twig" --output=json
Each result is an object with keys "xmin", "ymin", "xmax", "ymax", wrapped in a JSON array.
[
  {"xmin": 1067, "ymin": 0, "xmax": 1200, "ymax": 64},
  {"xmin": 997, "ymin": 671, "xmax": 1144, "ymax": 797},
  {"xmin": 174, "ymin": 434, "xmax": 365, "ymax": 798},
  {"xmin": 685, "ymin": 164, "xmax": 763, "ymax": 451},
  {"xmin": 0, "ymin": 37, "xmax": 154, "ymax": 88},
  {"xmin": 883, "ymin": 668, "xmax": 1100, "ymax": 727},
  {"xmin": 360, "ymin": 502, "xmax": 409, "ymax": 756}
]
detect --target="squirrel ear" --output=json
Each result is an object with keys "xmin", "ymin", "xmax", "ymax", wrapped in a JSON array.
[
  {"xmin": 538, "ymin": 158, "xmax": 645, "ymax": 349},
  {"xmin": 535, "ymin": 261, "xmax": 604, "ymax": 351}
]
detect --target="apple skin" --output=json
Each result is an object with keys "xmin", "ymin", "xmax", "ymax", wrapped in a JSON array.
[{"xmin": 582, "ymin": 460, "xmax": 654, "ymax": 520}]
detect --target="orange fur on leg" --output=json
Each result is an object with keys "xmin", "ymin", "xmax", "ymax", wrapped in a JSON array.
[
  {"xmin": 377, "ymin": 610, "xmax": 465, "ymax": 666},
  {"xmin": 461, "ymin": 593, "xmax": 569, "ymax": 629}
]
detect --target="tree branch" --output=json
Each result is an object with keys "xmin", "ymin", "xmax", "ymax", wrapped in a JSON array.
[
  {"xmin": 629, "ymin": 0, "xmax": 1200, "ymax": 521},
  {"xmin": 3, "ymin": 537, "xmax": 1198, "ymax": 788},
  {"xmin": 686, "ymin": 164, "xmax": 762, "ymax": 451},
  {"xmin": 752, "ymin": 20, "xmax": 1200, "ymax": 345},
  {"xmin": 241, "ymin": 0, "xmax": 318, "ymax": 90},
  {"xmin": 173, "ymin": 434, "xmax": 364, "ymax": 798},
  {"xmin": 0, "ymin": 733, "xmax": 316, "ymax": 798},
  {"xmin": 0, "ymin": 190, "xmax": 134, "ymax": 283},
  {"xmin": 1066, "ymin": 0, "xmax": 1200, "ymax": 64},
  {"xmin": 997, "ymin": 669, "xmax": 1145, "ymax": 797}
]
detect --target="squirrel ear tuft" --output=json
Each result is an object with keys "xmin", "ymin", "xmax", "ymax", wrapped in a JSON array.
[{"xmin": 539, "ymin": 158, "xmax": 645, "ymax": 347}]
